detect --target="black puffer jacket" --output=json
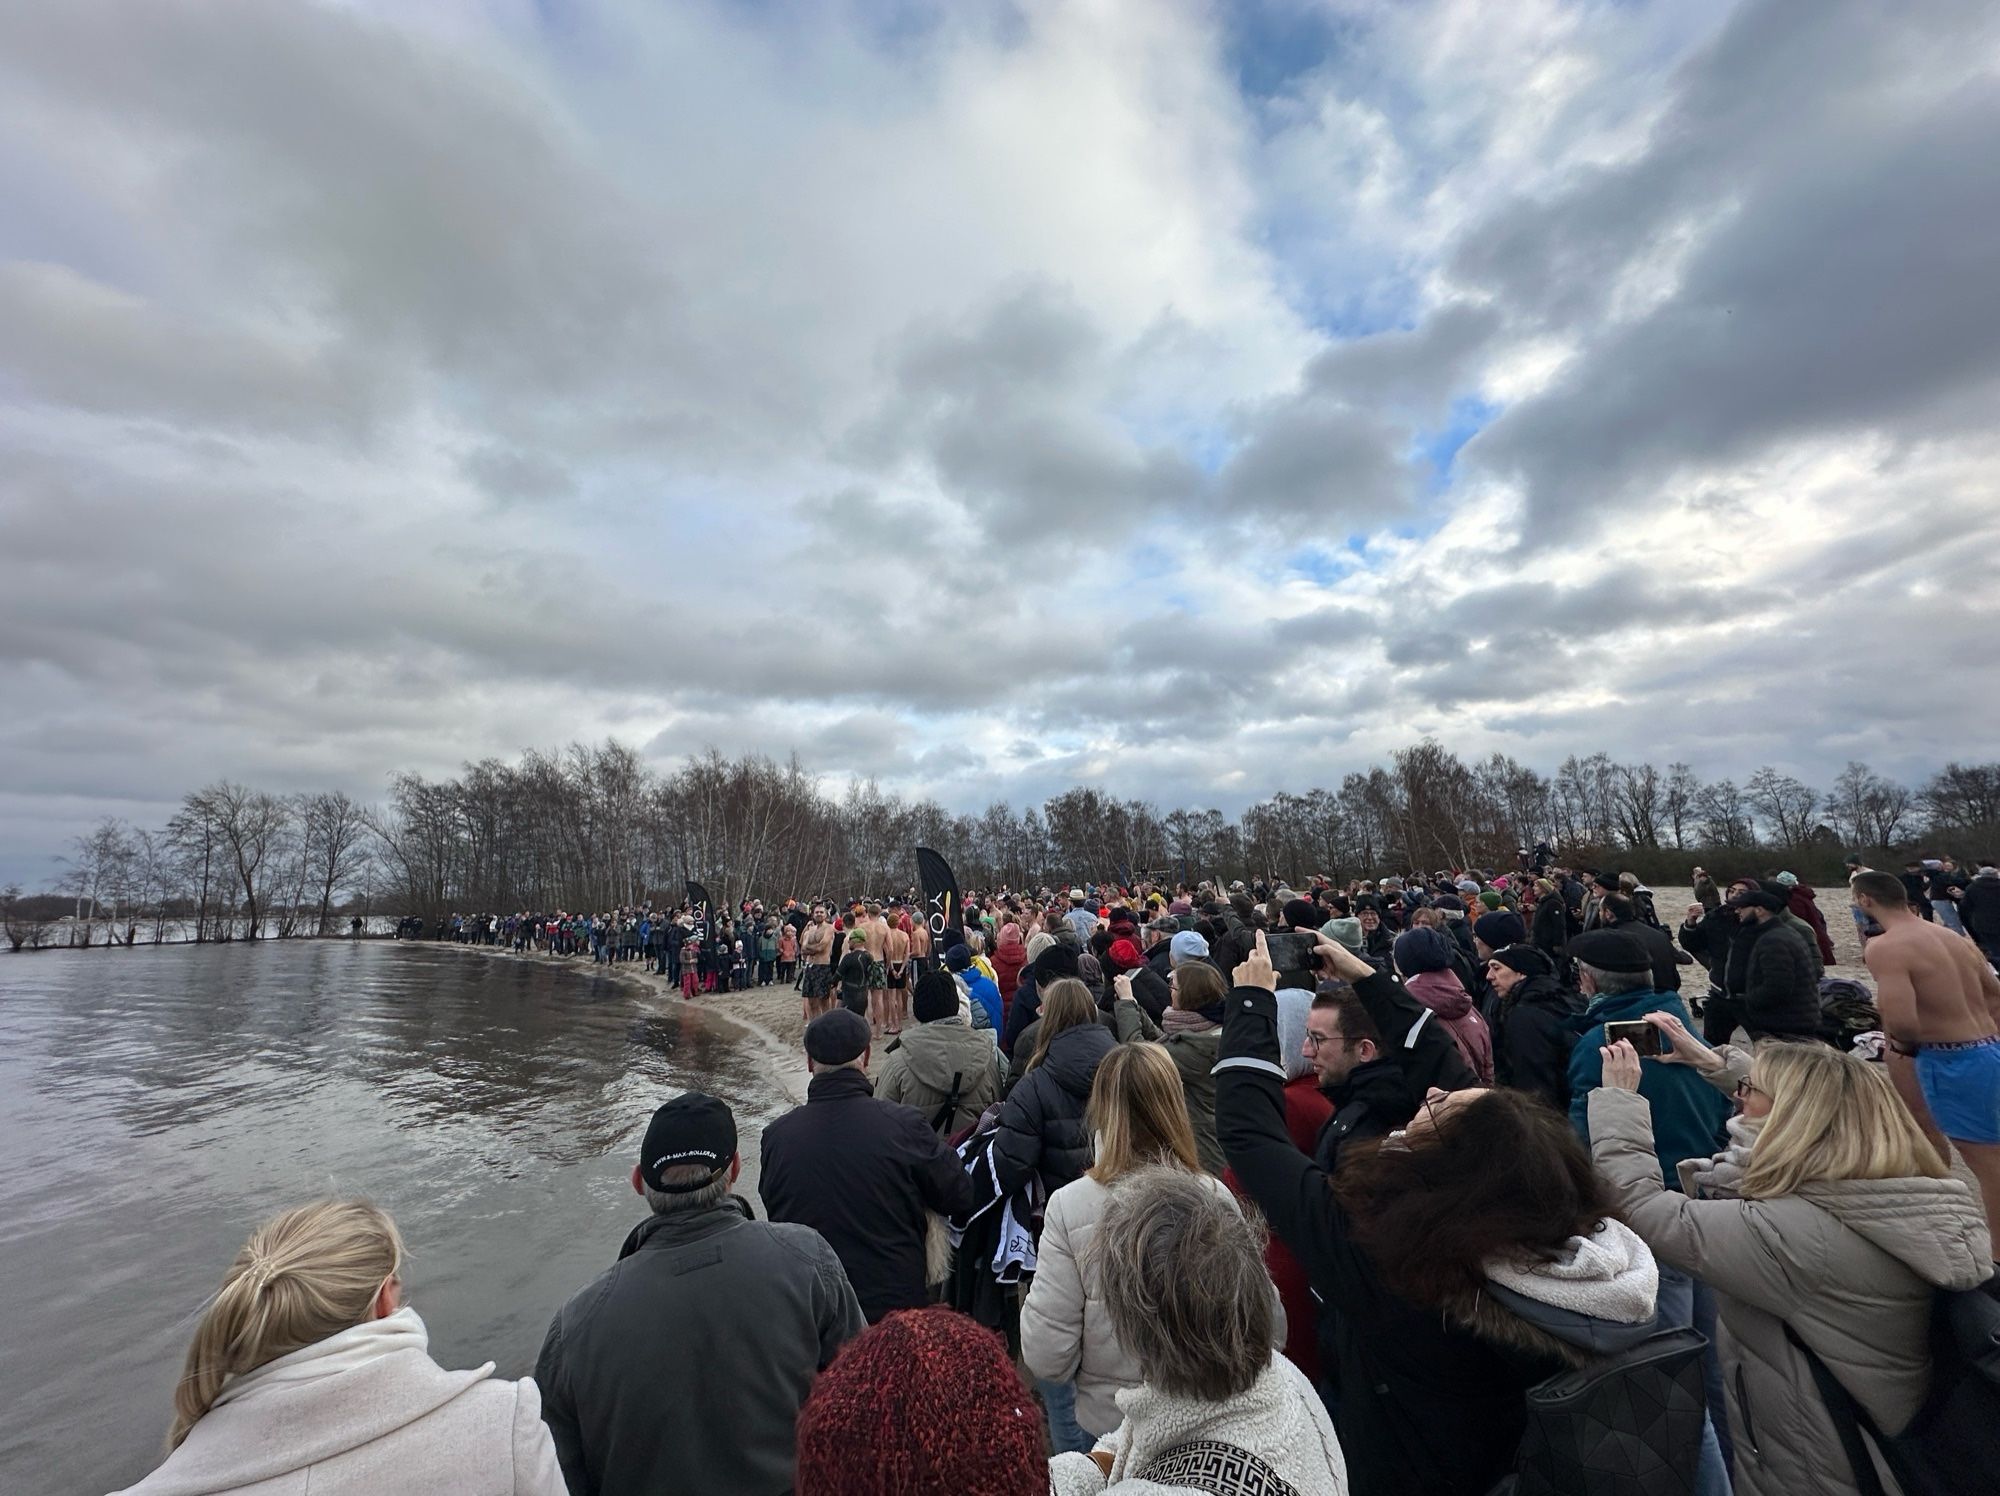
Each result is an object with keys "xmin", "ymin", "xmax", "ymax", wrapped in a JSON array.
[
  {"xmin": 1741, "ymin": 917, "xmax": 1823, "ymax": 1039},
  {"xmin": 1608, "ymin": 916, "xmax": 1690, "ymax": 994},
  {"xmin": 1495, "ymin": 975, "xmax": 1583, "ymax": 1113},
  {"xmin": 992, "ymin": 1021, "xmax": 1118, "ymax": 1196}
]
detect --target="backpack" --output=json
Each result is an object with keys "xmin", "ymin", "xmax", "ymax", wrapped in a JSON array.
[
  {"xmin": 1785, "ymin": 1275, "xmax": 2000, "ymax": 1496},
  {"xmin": 1498, "ymin": 1326, "xmax": 1709, "ymax": 1496}
]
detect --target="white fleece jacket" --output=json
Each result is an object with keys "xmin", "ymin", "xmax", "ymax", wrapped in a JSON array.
[{"xmin": 109, "ymin": 1308, "xmax": 566, "ymax": 1496}]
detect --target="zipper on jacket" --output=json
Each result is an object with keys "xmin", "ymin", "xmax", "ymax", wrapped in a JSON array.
[{"xmin": 1735, "ymin": 1365, "xmax": 1759, "ymax": 1455}]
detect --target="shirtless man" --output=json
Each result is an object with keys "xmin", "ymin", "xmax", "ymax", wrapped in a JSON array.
[
  {"xmin": 908, "ymin": 907, "xmax": 933, "ymax": 981},
  {"xmin": 798, "ymin": 905, "xmax": 835, "ymax": 1024},
  {"xmin": 883, "ymin": 909, "xmax": 912, "ymax": 1036},
  {"xmin": 854, "ymin": 901, "xmax": 889, "ymax": 1037},
  {"xmin": 1855, "ymin": 869, "xmax": 2000, "ymax": 1240}
]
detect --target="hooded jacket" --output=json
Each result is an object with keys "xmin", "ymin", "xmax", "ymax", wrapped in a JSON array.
[
  {"xmin": 1590, "ymin": 1086, "xmax": 1994, "ymax": 1496},
  {"xmin": 875, "ymin": 1016, "xmax": 1003, "ymax": 1137},
  {"xmin": 536, "ymin": 1199, "xmax": 864, "ymax": 1496},
  {"xmin": 992, "ymin": 927, "xmax": 1029, "ymax": 1004},
  {"xmin": 111, "ymin": 1309, "xmax": 565, "ymax": 1496},
  {"xmin": 1567, "ymin": 988, "xmax": 1730, "ymax": 1187},
  {"xmin": 1785, "ymin": 884, "xmax": 1838, "ymax": 965},
  {"xmin": 992, "ymin": 1021, "xmax": 1120, "ymax": 1196},
  {"xmin": 1164, "ymin": 1024, "xmax": 1226, "ymax": 1175},
  {"xmin": 759, "ymin": 1066, "xmax": 978, "ymax": 1322},
  {"xmin": 1494, "ymin": 973, "xmax": 1582, "ymax": 1112},
  {"xmin": 1403, "ymin": 970, "xmax": 1495, "ymax": 1084},
  {"xmin": 1217, "ymin": 985, "xmax": 1662, "ymax": 1496}
]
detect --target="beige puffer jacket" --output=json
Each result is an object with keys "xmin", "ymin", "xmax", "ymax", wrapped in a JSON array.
[{"xmin": 1589, "ymin": 1087, "xmax": 1992, "ymax": 1496}]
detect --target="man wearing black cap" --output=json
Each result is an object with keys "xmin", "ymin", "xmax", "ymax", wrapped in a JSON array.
[
  {"xmin": 760, "ymin": 1009, "xmax": 978, "ymax": 1323},
  {"xmin": 1484, "ymin": 945, "xmax": 1581, "ymax": 1112},
  {"xmin": 1565, "ymin": 929, "xmax": 1730, "ymax": 1187},
  {"xmin": 1726, "ymin": 886, "xmax": 1823, "ymax": 1039},
  {"xmin": 536, "ymin": 1092, "xmax": 864, "ymax": 1496}
]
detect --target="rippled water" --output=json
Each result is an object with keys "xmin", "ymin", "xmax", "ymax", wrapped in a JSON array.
[{"xmin": 0, "ymin": 940, "xmax": 794, "ymax": 1494}]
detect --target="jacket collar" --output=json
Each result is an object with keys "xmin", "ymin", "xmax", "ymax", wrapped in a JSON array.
[
  {"xmin": 1325, "ymin": 1056, "xmax": 1409, "ymax": 1113},
  {"xmin": 807, "ymin": 1065, "xmax": 875, "ymax": 1102},
  {"xmin": 620, "ymin": 1196, "xmax": 755, "ymax": 1259}
]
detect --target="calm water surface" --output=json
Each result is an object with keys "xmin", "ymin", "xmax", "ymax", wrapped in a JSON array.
[{"xmin": 0, "ymin": 940, "xmax": 794, "ymax": 1494}]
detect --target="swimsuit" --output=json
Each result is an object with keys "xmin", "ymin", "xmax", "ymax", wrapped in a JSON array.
[
  {"xmin": 886, "ymin": 960, "xmax": 908, "ymax": 990},
  {"xmin": 1915, "ymin": 1034, "xmax": 2000, "ymax": 1145}
]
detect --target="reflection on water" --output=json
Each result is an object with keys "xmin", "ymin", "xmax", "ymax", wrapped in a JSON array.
[{"xmin": 0, "ymin": 941, "xmax": 792, "ymax": 1494}]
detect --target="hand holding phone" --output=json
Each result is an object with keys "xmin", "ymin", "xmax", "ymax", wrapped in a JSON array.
[{"xmin": 1602, "ymin": 1019, "xmax": 1662, "ymax": 1057}]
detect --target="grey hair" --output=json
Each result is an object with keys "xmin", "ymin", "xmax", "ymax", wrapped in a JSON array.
[
  {"xmin": 644, "ymin": 1163, "xmax": 729, "ymax": 1215},
  {"xmin": 1578, "ymin": 962, "xmax": 1649, "ymax": 996},
  {"xmin": 1089, "ymin": 1167, "xmax": 1273, "ymax": 1402}
]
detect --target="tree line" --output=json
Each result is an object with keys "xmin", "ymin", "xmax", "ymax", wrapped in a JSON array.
[{"xmin": 6, "ymin": 741, "xmax": 1998, "ymax": 950}]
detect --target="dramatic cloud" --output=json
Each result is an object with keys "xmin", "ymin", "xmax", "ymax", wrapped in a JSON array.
[{"xmin": 2, "ymin": 0, "xmax": 1997, "ymax": 882}]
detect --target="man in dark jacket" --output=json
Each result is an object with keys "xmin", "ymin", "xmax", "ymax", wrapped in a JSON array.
[
  {"xmin": 1727, "ymin": 889, "xmax": 1824, "ymax": 1039},
  {"xmin": 537, "ymin": 1093, "xmax": 864, "ymax": 1496},
  {"xmin": 1484, "ymin": 945, "xmax": 1580, "ymax": 1112},
  {"xmin": 1600, "ymin": 893, "xmax": 1692, "ymax": 994},
  {"xmin": 760, "ymin": 1009, "xmax": 977, "ymax": 1323},
  {"xmin": 1303, "ymin": 987, "xmax": 1413, "ymax": 1173},
  {"xmin": 1963, "ymin": 860, "xmax": 2000, "ymax": 969}
]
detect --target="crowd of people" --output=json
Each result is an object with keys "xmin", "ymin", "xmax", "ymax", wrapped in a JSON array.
[{"xmin": 118, "ymin": 855, "xmax": 2000, "ymax": 1495}]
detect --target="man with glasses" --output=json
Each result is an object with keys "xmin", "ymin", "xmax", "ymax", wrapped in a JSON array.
[{"xmin": 1302, "ymin": 987, "xmax": 1412, "ymax": 1173}]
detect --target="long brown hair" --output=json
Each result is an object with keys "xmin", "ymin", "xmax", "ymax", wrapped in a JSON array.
[
  {"xmin": 1026, "ymin": 978, "xmax": 1099, "ymax": 1074},
  {"xmin": 1332, "ymin": 1089, "xmax": 1616, "ymax": 1308},
  {"xmin": 1087, "ymin": 1043, "xmax": 1201, "ymax": 1182},
  {"xmin": 1170, "ymin": 961, "xmax": 1226, "ymax": 1012},
  {"xmin": 170, "ymin": 1200, "xmax": 403, "ymax": 1449}
]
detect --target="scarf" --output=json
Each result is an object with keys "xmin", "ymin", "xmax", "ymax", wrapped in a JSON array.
[
  {"xmin": 210, "ymin": 1306, "xmax": 432, "ymax": 1411},
  {"xmin": 1163, "ymin": 1005, "xmax": 1221, "ymax": 1036},
  {"xmin": 1677, "ymin": 1113, "xmax": 1764, "ymax": 1200},
  {"xmin": 1483, "ymin": 1218, "xmax": 1658, "ymax": 1325}
]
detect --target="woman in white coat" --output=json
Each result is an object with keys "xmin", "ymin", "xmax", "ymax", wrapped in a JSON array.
[
  {"xmin": 1048, "ymin": 1168, "xmax": 1345, "ymax": 1496},
  {"xmin": 1021, "ymin": 1039, "xmax": 1255, "ymax": 1442},
  {"xmin": 111, "ymin": 1199, "xmax": 566, "ymax": 1496}
]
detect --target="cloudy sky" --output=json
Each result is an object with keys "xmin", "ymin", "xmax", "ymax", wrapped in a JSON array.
[{"xmin": 3, "ymin": 0, "xmax": 1998, "ymax": 884}]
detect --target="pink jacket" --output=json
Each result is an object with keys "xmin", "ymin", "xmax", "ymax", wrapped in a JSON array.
[{"xmin": 1405, "ymin": 969, "xmax": 1495, "ymax": 1084}]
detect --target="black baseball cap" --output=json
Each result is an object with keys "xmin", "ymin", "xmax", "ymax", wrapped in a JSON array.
[{"xmin": 639, "ymin": 1093, "xmax": 737, "ymax": 1192}]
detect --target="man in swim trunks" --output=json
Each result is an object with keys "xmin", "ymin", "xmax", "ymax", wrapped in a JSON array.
[
  {"xmin": 799, "ymin": 905, "xmax": 836, "ymax": 1024},
  {"xmin": 1856, "ymin": 868, "xmax": 2000, "ymax": 1243},
  {"xmin": 883, "ymin": 908, "xmax": 912, "ymax": 1036}
]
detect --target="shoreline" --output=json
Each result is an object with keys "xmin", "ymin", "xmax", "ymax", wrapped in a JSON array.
[{"xmin": 414, "ymin": 939, "xmax": 815, "ymax": 1105}]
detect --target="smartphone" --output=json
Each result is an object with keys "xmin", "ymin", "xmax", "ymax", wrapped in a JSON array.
[
  {"xmin": 1603, "ymin": 1020, "xmax": 1662, "ymax": 1057},
  {"xmin": 1264, "ymin": 931, "xmax": 1318, "ymax": 973}
]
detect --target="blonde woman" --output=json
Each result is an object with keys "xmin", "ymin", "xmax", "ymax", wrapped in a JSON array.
[
  {"xmin": 1022, "ymin": 1043, "xmax": 1262, "ymax": 1442},
  {"xmin": 1590, "ymin": 1030, "xmax": 1992, "ymax": 1496},
  {"xmin": 113, "ymin": 1200, "xmax": 565, "ymax": 1496}
]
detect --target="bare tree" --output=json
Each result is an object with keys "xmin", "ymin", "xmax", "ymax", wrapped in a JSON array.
[
  {"xmin": 1661, "ymin": 763, "xmax": 1700, "ymax": 850},
  {"xmin": 2, "ymin": 884, "xmax": 55, "ymax": 952},
  {"xmin": 1745, "ymin": 767, "xmax": 1820, "ymax": 850},
  {"xmin": 299, "ymin": 791, "xmax": 372, "ymax": 935},
  {"xmin": 186, "ymin": 782, "xmax": 289, "ymax": 939}
]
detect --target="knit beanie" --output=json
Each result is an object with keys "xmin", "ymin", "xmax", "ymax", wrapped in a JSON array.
[
  {"xmin": 1281, "ymin": 898, "xmax": 1320, "ymax": 931},
  {"xmin": 795, "ymin": 1308, "xmax": 1044, "ymax": 1496},
  {"xmin": 1024, "ymin": 931, "xmax": 1056, "ymax": 966},
  {"xmin": 1168, "ymin": 930, "xmax": 1210, "ymax": 966},
  {"xmin": 1321, "ymin": 916, "xmax": 1363, "ymax": 952},
  {"xmin": 1473, "ymin": 910, "xmax": 1526, "ymax": 950},
  {"xmin": 1775, "ymin": 872, "xmax": 1799, "ymax": 888},
  {"xmin": 1392, "ymin": 926, "xmax": 1453, "ymax": 975},
  {"xmin": 1106, "ymin": 938, "xmax": 1145, "ymax": 972},
  {"xmin": 1490, "ymin": 945, "xmax": 1555, "ymax": 979},
  {"xmin": 1478, "ymin": 890, "xmax": 1504, "ymax": 911},
  {"xmin": 913, "ymin": 971, "xmax": 959, "ymax": 1024}
]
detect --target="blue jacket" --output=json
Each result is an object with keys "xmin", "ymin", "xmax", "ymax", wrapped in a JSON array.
[
  {"xmin": 1568, "ymin": 988, "xmax": 1730, "ymax": 1188},
  {"xmin": 963, "ymin": 973, "xmax": 1003, "ymax": 1032}
]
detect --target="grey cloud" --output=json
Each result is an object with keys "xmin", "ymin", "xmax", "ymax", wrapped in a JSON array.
[{"xmin": 1303, "ymin": 302, "xmax": 1501, "ymax": 419}]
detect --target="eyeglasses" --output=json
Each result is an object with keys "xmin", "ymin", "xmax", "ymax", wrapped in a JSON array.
[
  {"xmin": 1303, "ymin": 1031, "xmax": 1359, "ymax": 1052},
  {"xmin": 1734, "ymin": 1078, "xmax": 1768, "ymax": 1102}
]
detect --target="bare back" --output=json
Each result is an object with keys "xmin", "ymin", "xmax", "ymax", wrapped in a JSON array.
[
  {"xmin": 884, "ymin": 924, "xmax": 910, "ymax": 965},
  {"xmin": 1867, "ymin": 916, "xmax": 2000, "ymax": 1045}
]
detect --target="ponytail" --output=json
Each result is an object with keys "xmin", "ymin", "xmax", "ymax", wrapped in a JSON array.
[{"xmin": 169, "ymin": 1200, "xmax": 402, "ymax": 1450}]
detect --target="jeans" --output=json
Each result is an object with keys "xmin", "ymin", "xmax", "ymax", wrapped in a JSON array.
[
  {"xmin": 1936, "ymin": 900, "xmax": 1966, "ymax": 935},
  {"xmin": 1658, "ymin": 1264, "xmax": 1732, "ymax": 1494},
  {"xmin": 1037, "ymin": 1377, "xmax": 1093, "ymax": 1454}
]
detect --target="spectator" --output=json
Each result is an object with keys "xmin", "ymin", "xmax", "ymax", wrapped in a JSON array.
[
  {"xmin": 1484, "ymin": 945, "xmax": 1581, "ymax": 1113},
  {"xmin": 113, "ymin": 1200, "xmax": 565, "ymax": 1496},
  {"xmin": 992, "ymin": 920, "xmax": 1029, "ymax": 1010},
  {"xmin": 1047, "ymin": 1168, "xmax": 1346, "ymax": 1496},
  {"xmin": 948, "ymin": 943, "xmax": 1004, "ymax": 1033},
  {"xmin": 875, "ymin": 969, "xmax": 1004, "ymax": 1137},
  {"xmin": 993, "ymin": 979, "xmax": 1120, "ymax": 1198},
  {"xmin": 1591, "ymin": 1029, "xmax": 1992, "ymax": 1496},
  {"xmin": 536, "ymin": 1093, "xmax": 864, "ymax": 1495},
  {"xmin": 1159, "ymin": 957, "xmax": 1229, "ymax": 1174},
  {"xmin": 796, "ymin": 1307, "xmax": 1045, "ymax": 1496},
  {"xmin": 1725, "ymin": 888, "xmax": 1825, "ymax": 1040},
  {"xmin": 1963, "ymin": 857, "xmax": 2000, "ymax": 969},
  {"xmin": 1392, "ymin": 927, "xmax": 1494, "ymax": 1084}
]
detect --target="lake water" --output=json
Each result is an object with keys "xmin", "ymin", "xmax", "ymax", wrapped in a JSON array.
[{"xmin": 0, "ymin": 940, "xmax": 794, "ymax": 1494}]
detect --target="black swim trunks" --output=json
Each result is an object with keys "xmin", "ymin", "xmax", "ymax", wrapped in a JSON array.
[{"xmin": 802, "ymin": 964, "xmax": 833, "ymax": 999}]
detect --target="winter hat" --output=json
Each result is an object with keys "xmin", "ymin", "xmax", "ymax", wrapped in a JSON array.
[
  {"xmin": 1106, "ymin": 938, "xmax": 1145, "ymax": 972},
  {"xmin": 1432, "ymin": 894, "xmax": 1466, "ymax": 915},
  {"xmin": 804, "ymin": 1009, "xmax": 872, "ymax": 1066},
  {"xmin": 1774, "ymin": 872, "xmax": 1799, "ymax": 888},
  {"xmin": 1724, "ymin": 889, "xmax": 1786, "ymax": 913},
  {"xmin": 913, "ymin": 971, "xmax": 960, "ymax": 1024},
  {"xmin": 1035, "ymin": 943, "xmax": 1081, "ymax": 982},
  {"xmin": 1474, "ymin": 910, "xmax": 1526, "ymax": 949},
  {"xmin": 1490, "ymin": 945, "xmax": 1555, "ymax": 979},
  {"xmin": 1567, "ymin": 929, "xmax": 1653, "ymax": 974},
  {"xmin": 1393, "ymin": 927, "xmax": 1453, "ymax": 975},
  {"xmin": 795, "ymin": 1308, "xmax": 1044, "ymax": 1496},
  {"xmin": 1321, "ymin": 916, "xmax": 1363, "ymax": 952},
  {"xmin": 1168, "ymin": 930, "xmax": 1210, "ymax": 966},
  {"xmin": 1168, "ymin": 896, "xmax": 1193, "ymax": 916},
  {"xmin": 1024, "ymin": 932, "xmax": 1056, "ymax": 966},
  {"xmin": 1281, "ymin": 898, "xmax": 1320, "ymax": 931},
  {"xmin": 1478, "ymin": 890, "xmax": 1504, "ymax": 911},
  {"xmin": 944, "ymin": 944, "xmax": 973, "ymax": 972}
]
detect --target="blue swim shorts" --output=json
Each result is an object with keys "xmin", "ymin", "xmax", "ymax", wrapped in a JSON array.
[{"xmin": 1915, "ymin": 1035, "xmax": 2000, "ymax": 1146}]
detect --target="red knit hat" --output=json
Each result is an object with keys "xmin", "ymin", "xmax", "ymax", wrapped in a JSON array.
[
  {"xmin": 795, "ymin": 1308, "xmax": 1045, "ymax": 1496},
  {"xmin": 1106, "ymin": 937, "xmax": 1145, "ymax": 972}
]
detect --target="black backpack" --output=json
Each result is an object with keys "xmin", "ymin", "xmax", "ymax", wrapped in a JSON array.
[
  {"xmin": 1494, "ymin": 1326, "xmax": 1709, "ymax": 1496},
  {"xmin": 1785, "ymin": 1274, "xmax": 2000, "ymax": 1496}
]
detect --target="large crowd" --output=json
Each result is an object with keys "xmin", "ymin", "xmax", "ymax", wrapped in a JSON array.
[{"xmin": 116, "ymin": 853, "xmax": 2000, "ymax": 1495}]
